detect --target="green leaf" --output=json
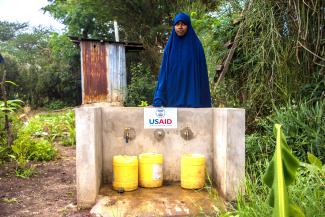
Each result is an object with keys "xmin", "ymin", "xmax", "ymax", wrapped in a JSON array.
[
  {"xmin": 8, "ymin": 154, "xmax": 16, "ymax": 160},
  {"xmin": 4, "ymin": 80, "xmax": 17, "ymax": 86},
  {"xmin": 289, "ymin": 204, "xmax": 305, "ymax": 217},
  {"xmin": 307, "ymin": 152, "xmax": 322, "ymax": 170},
  {"xmin": 8, "ymin": 99, "xmax": 23, "ymax": 103},
  {"xmin": 138, "ymin": 100, "xmax": 148, "ymax": 107},
  {"xmin": 1, "ymin": 197, "xmax": 17, "ymax": 203},
  {"xmin": 263, "ymin": 124, "xmax": 303, "ymax": 217}
]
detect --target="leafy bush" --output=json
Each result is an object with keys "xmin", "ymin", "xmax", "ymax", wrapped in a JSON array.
[
  {"xmin": 28, "ymin": 139, "xmax": 57, "ymax": 161},
  {"xmin": 0, "ymin": 146, "xmax": 11, "ymax": 164},
  {"xmin": 299, "ymin": 72, "xmax": 325, "ymax": 104},
  {"xmin": 12, "ymin": 134, "xmax": 57, "ymax": 167},
  {"xmin": 44, "ymin": 100, "xmax": 68, "ymax": 110},
  {"xmin": 24, "ymin": 111, "xmax": 75, "ymax": 146},
  {"xmin": 0, "ymin": 97, "xmax": 24, "ymax": 163},
  {"xmin": 8, "ymin": 110, "xmax": 75, "ymax": 176},
  {"xmin": 246, "ymin": 132, "xmax": 274, "ymax": 167},
  {"xmin": 259, "ymin": 100, "xmax": 325, "ymax": 163},
  {"xmin": 246, "ymin": 100, "xmax": 325, "ymax": 174},
  {"xmin": 1, "ymin": 27, "xmax": 81, "ymax": 108},
  {"xmin": 125, "ymin": 63, "xmax": 155, "ymax": 107}
]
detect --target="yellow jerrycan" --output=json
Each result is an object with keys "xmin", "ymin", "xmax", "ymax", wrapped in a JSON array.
[
  {"xmin": 139, "ymin": 153, "xmax": 163, "ymax": 188},
  {"xmin": 112, "ymin": 155, "xmax": 138, "ymax": 191},
  {"xmin": 181, "ymin": 154, "xmax": 206, "ymax": 189}
]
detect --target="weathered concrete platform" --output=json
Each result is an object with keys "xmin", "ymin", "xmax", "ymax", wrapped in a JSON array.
[{"xmin": 90, "ymin": 183, "xmax": 225, "ymax": 217}]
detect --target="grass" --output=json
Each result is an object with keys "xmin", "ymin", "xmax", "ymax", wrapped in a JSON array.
[
  {"xmin": 217, "ymin": 159, "xmax": 325, "ymax": 217},
  {"xmin": 24, "ymin": 110, "xmax": 76, "ymax": 147}
]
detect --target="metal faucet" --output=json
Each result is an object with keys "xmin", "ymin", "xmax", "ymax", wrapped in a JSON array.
[
  {"xmin": 184, "ymin": 128, "xmax": 189, "ymax": 140},
  {"xmin": 180, "ymin": 126, "xmax": 193, "ymax": 140},
  {"xmin": 154, "ymin": 129, "xmax": 165, "ymax": 141},
  {"xmin": 125, "ymin": 128, "xmax": 130, "ymax": 143},
  {"xmin": 124, "ymin": 127, "xmax": 135, "ymax": 143}
]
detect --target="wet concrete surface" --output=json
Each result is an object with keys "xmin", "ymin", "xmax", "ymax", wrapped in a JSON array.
[{"xmin": 90, "ymin": 182, "xmax": 225, "ymax": 217}]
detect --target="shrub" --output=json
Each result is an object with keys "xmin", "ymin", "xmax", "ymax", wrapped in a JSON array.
[
  {"xmin": 28, "ymin": 139, "xmax": 57, "ymax": 161},
  {"xmin": 0, "ymin": 145, "xmax": 11, "ymax": 164},
  {"xmin": 246, "ymin": 100, "xmax": 325, "ymax": 172},
  {"xmin": 12, "ymin": 133, "xmax": 57, "ymax": 167},
  {"xmin": 45, "ymin": 100, "xmax": 68, "ymax": 110},
  {"xmin": 24, "ymin": 111, "xmax": 75, "ymax": 146},
  {"xmin": 9, "ymin": 110, "xmax": 75, "ymax": 175},
  {"xmin": 259, "ymin": 100, "xmax": 325, "ymax": 163},
  {"xmin": 125, "ymin": 63, "xmax": 155, "ymax": 107}
]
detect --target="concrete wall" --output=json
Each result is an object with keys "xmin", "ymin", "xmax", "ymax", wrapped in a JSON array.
[
  {"xmin": 75, "ymin": 106, "xmax": 245, "ymax": 208},
  {"xmin": 102, "ymin": 108, "xmax": 213, "ymax": 183},
  {"xmin": 75, "ymin": 107, "xmax": 103, "ymax": 208},
  {"xmin": 213, "ymin": 108, "xmax": 245, "ymax": 200}
]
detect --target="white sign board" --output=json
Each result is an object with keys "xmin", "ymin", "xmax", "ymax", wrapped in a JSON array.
[{"xmin": 144, "ymin": 108, "xmax": 177, "ymax": 129}]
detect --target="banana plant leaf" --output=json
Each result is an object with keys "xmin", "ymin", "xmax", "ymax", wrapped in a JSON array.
[{"xmin": 263, "ymin": 124, "xmax": 304, "ymax": 217}]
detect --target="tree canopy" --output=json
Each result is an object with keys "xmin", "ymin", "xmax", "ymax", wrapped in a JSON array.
[{"xmin": 0, "ymin": 21, "xmax": 81, "ymax": 107}]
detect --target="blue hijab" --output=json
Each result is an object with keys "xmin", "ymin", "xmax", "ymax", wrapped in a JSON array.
[{"xmin": 153, "ymin": 12, "xmax": 211, "ymax": 108}]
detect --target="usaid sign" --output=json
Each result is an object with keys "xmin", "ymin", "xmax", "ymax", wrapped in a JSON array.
[{"xmin": 144, "ymin": 108, "xmax": 177, "ymax": 129}]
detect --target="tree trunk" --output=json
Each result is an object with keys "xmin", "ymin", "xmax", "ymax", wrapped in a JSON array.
[{"xmin": 1, "ymin": 68, "xmax": 12, "ymax": 146}]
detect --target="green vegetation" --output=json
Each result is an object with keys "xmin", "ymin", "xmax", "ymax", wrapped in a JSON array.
[
  {"xmin": 184, "ymin": 0, "xmax": 324, "ymax": 130},
  {"xmin": 125, "ymin": 63, "xmax": 155, "ymax": 106},
  {"xmin": 262, "ymin": 124, "xmax": 302, "ymax": 217},
  {"xmin": 237, "ymin": 103, "xmax": 324, "ymax": 217},
  {"xmin": 223, "ymin": 159, "xmax": 325, "ymax": 217},
  {"xmin": 187, "ymin": 1, "xmax": 324, "ymax": 216},
  {"xmin": 1, "ymin": 197, "xmax": 17, "ymax": 204},
  {"xmin": 0, "ymin": 23, "xmax": 81, "ymax": 108},
  {"xmin": 246, "ymin": 100, "xmax": 325, "ymax": 170},
  {"xmin": 259, "ymin": 100, "xmax": 325, "ymax": 162},
  {"xmin": 0, "ymin": 110, "xmax": 75, "ymax": 178}
]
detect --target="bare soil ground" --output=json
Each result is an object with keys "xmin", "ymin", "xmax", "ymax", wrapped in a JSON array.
[{"xmin": 0, "ymin": 145, "xmax": 90, "ymax": 217}]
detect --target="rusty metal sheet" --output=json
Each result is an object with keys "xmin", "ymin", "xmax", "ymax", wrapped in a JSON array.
[{"xmin": 81, "ymin": 41, "xmax": 108, "ymax": 104}]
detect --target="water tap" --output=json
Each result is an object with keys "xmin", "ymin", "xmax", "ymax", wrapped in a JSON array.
[
  {"xmin": 124, "ymin": 127, "xmax": 136, "ymax": 143},
  {"xmin": 180, "ymin": 126, "xmax": 193, "ymax": 140},
  {"xmin": 154, "ymin": 129, "xmax": 165, "ymax": 141}
]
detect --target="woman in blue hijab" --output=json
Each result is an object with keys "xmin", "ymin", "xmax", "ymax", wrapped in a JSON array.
[{"xmin": 153, "ymin": 12, "xmax": 212, "ymax": 108}]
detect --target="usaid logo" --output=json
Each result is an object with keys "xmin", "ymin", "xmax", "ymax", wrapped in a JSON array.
[
  {"xmin": 156, "ymin": 108, "xmax": 165, "ymax": 118},
  {"xmin": 144, "ymin": 107, "xmax": 177, "ymax": 129}
]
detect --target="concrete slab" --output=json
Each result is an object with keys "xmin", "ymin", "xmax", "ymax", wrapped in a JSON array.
[{"xmin": 90, "ymin": 183, "xmax": 225, "ymax": 217}]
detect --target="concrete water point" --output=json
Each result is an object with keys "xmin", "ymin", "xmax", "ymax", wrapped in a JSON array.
[{"xmin": 75, "ymin": 106, "xmax": 245, "ymax": 213}]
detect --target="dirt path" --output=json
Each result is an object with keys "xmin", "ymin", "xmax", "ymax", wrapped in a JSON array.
[{"xmin": 0, "ymin": 145, "xmax": 90, "ymax": 217}]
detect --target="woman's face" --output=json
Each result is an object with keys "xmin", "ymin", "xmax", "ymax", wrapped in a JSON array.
[{"xmin": 175, "ymin": 21, "xmax": 188, "ymax": 37}]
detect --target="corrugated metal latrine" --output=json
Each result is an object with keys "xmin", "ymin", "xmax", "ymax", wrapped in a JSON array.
[
  {"xmin": 108, "ymin": 44, "xmax": 126, "ymax": 104},
  {"xmin": 80, "ymin": 40, "xmax": 126, "ymax": 105}
]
